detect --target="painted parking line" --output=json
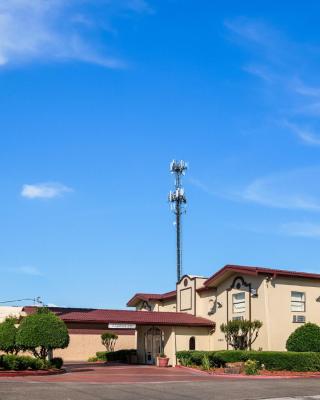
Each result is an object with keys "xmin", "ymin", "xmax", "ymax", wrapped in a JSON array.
[{"xmin": 262, "ymin": 396, "xmax": 320, "ymax": 400}]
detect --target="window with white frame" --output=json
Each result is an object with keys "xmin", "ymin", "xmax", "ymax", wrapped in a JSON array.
[
  {"xmin": 291, "ymin": 291, "xmax": 305, "ymax": 312},
  {"xmin": 232, "ymin": 292, "xmax": 245, "ymax": 313}
]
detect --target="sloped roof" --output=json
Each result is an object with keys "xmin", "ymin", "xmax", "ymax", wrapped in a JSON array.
[
  {"xmin": 203, "ymin": 264, "xmax": 320, "ymax": 288},
  {"xmin": 126, "ymin": 290, "xmax": 176, "ymax": 307},
  {"xmin": 23, "ymin": 306, "xmax": 213, "ymax": 327}
]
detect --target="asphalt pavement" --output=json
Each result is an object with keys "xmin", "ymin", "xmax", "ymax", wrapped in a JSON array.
[{"xmin": 0, "ymin": 379, "xmax": 319, "ymax": 400}]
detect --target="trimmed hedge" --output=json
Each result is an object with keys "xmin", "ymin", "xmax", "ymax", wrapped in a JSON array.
[
  {"xmin": 0, "ymin": 355, "xmax": 49, "ymax": 371},
  {"xmin": 50, "ymin": 357, "xmax": 63, "ymax": 369},
  {"xmin": 176, "ymin": 350, "xmax": 320, "ymax": 372},
  {"xmin": 96, "ymin": 349, "xmax": 137, "ymax": 362}
]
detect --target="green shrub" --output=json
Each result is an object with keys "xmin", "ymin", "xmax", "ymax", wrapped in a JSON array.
[
  {"xmin": 96, "ymin": 349, "xmax": 137, "ymax": 362},
  {"xmin": 31, "ymin": 358, "xmax": 46, "ymax": 370},
  {"xmin": 286, "ymin": 323, "xmax": 320, "ymax": 352},
  {"xmin": 16, "ymin": 307, "xmax": 69, "ymax": 360},
  {"xmin": 244, "ymin": 359, "xmax": 260, "ymax": 375},
  {"xmin": 50, "ymin": 357, "xmax": 63, "ymax": 369},
  {"xmin": 201, "ymin": 354, "xmax": 210, "ymax": 371},
  {"xmin": 0, "ymin": 318, "xmax": 20, "ymax": 354},
  {"xmin": 88, "ymin": 356, "xmax": 98, "ymax": 362},
  {"xmin": 177, "ymin": 350, "xmax": 320, "ymax": 372},
  {"xmin": 176, "ymin": 351, "xmax": 218, "ymax": 367},
  {"xmin": 0, "ymin": 355, "xmax": 47, "ymax": 370}
]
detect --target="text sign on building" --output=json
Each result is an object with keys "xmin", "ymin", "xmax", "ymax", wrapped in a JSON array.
[{"xmin": 108, "ymin": 323, "xmax": 136, "ymax": 329}]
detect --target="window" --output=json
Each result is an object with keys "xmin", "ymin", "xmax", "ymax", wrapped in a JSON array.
[
  {"xmin": 189, "ymin": 336, "xmax": 195, "ymax": 350},
  {"xmin": 232, "ymin": 316, "xmax": 243, "ymax": 321},
  {"xmin": 291, "ymin": 291, "xmax": 305, "ymax": 312},
  {"xmin": 232, "ymin": 292, "xmax": 245, "ymax": 313}
]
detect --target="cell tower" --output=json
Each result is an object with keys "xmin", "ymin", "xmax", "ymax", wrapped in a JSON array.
[{"xmin": 168, "ymin": 160, "xmax": 188, "ymax": 282}]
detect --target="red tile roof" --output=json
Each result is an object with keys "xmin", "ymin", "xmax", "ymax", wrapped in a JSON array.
[
  {"xmin": 23, "ymin": 306, "xmax": 213, "ymax": 327},
  {"xmin": 126, "ymin": 290, "xmax": 176, "ymax": 307},
  {"xmin": 204, "ymin": 264, "xmax": 320, "ymax": 287}
]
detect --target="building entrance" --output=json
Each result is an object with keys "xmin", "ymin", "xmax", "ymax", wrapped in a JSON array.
[{"xmin": 144, "ymin": 327, "xmax": 164, "ymax": 365}]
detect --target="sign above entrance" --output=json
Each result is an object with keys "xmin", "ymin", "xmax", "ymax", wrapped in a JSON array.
[{"xmin": 108, "ymin": 323, "xmax": 136, "ymax": 329}]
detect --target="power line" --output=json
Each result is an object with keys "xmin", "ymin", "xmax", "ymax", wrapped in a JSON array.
[{"xmin": 0, "ymin": 297, "xmax": 44, "ymax": 305}]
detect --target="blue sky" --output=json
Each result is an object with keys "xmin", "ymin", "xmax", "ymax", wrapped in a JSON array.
[{"xmin": 1, "ymin": 0, "xmax": 320, "ymax": 309}]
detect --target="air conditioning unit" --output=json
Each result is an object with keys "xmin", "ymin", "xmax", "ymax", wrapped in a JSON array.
[{"xmin": 293, "ymin": 315, "xmax": 305, "ymax": 323}]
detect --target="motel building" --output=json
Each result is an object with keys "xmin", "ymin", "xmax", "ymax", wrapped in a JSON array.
[{"xmin": 16, "ymin": 264, "xmax": 320, "ymax": 365}]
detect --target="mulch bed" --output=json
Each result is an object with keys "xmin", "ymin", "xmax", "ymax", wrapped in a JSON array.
[{"xmin": 0, "ymin": 368, "xmax": 66, "ymax": 377}]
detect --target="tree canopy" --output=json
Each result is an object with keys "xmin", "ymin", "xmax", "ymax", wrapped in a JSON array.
[
  {"xmin": 0, "ymin": 317, "xmax": 20, "ymax": 354},
  {"xmin": 16, "ymin": 307, "xmax": 69, "ymax": 359}
]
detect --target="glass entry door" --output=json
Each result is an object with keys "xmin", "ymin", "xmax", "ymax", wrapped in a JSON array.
[{"xmin": 144, "ymin": 327, "xmax": 164, "ymax": 365}]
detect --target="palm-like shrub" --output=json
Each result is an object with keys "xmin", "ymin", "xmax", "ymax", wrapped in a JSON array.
[
  {"xmin": 101, "ymin": 332, "xmax": 118, "ymax": 352},
  {"xmin": 220, "ymin": 319, "xmax": 262, "ymax": 350}
]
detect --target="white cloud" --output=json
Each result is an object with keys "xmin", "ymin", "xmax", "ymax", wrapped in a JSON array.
[
  {"xmin": 293, "ymin": 80, "xmax": 320, "ymax": 97},
  {"xmin": 15, "ymin": 266, "xmax": 42, "ymax": 276},
  {"xmin": 241, "ymin": 168, "xmax": 320, "ymax": 211},
  {"xmin": 243, "ymin": 64, "xmax": 275, "ymax": 82},
  {"xmin": 282, "ymin": 120, "xmax": 320, "ymax": 146},
  {"xmin": 0, "ymin": 0, "xmax": 148, "ymax": 68},
  {"xmin": 225, "ymin": 17, "xmax": 320, "ymax": 146},
  {"xmin": 281, "ymin": 222, "xmax": 320, "ymax": 238},
  {"xmin": 21, "ymin": 182, "xmax": 73, "ymax": 199}
]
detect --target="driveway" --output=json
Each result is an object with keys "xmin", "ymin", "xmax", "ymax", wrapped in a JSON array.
[{"xmin": 0, "ymin": 363, "xmax": 217, "ymax": 384}]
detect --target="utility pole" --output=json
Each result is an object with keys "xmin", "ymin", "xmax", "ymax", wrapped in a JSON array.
[{"xmin": 168, "ymin": 160, "xmax": 187, "ymax": 282}]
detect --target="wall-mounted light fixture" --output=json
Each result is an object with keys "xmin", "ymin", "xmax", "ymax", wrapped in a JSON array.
[{"xmin": 250, "ymin": 288, "xmax": 258, "ymax": 297}]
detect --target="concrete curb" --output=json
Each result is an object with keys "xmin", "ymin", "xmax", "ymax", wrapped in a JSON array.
[{"xmin": 0, "ymin": 368, "xmax": 66, "ymax": 377}]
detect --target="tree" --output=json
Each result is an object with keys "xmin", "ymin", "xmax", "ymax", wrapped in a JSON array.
[
  {"xmin": 0, "ymin": 317, "xmax": 20, "ymax": 354},
  {"xmin": 220, "ymin": 319, "xmax": 263, "ymax": 350},
  {"xmin": 101, "ymin": 332, "xmax": 118, "ymax": 352},
  {"xmin": 16, "ymin": 307, "xmax": 69, "ymax": 360},
  {"xmin": 286, "ymin": 323, "xmax": 320, "ymax": 352}
]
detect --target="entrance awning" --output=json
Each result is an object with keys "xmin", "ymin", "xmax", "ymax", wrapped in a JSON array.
[{"xmin": 23, "ymin": 307, "xmax": 214, "ymax": 328}]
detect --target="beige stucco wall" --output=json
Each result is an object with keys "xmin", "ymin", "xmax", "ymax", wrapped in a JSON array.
[
  {"xmin": 54, "ymin": 332, "xmax": 136, "ymax": 361},
  {"xmin": 176, "ymin": 276, "xmax": 207, "ymax": 315},
  {"xmin": 191, "ymin": 273, "xmax": 320, "ymax": 351},
  {"xmin": 0, "ymin": 306, "xmax": 23, "ymax": 322}
]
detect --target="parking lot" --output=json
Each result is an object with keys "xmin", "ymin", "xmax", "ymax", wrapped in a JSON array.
[{"xmin": 0, "ymin": 363, "xmax": 319, "ymax": 400}]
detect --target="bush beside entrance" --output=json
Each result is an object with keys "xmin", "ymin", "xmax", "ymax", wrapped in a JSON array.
[
  {"xmin": 94, "ymin": 349, "xmax": 137, "ymax": 362},
  {"xmin": 176, "ymin": 350, "xmax": 320, "ymax": 372}
]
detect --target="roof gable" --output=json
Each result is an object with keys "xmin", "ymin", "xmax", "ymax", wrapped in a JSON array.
[
  {"xmin": 203, "ymin": 264, "xmax": 320, "ymax": 288},
  {"xmin": 127, "ymin": 290, "xmax": 176, "ymax": 307}
]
